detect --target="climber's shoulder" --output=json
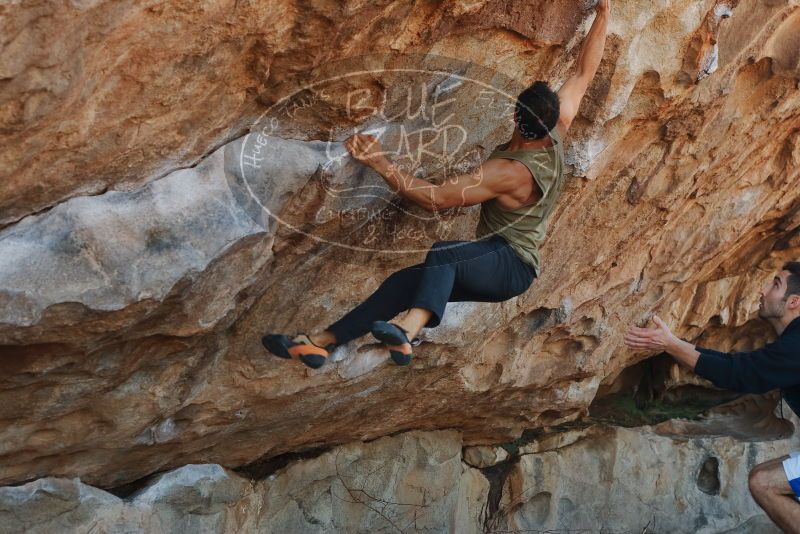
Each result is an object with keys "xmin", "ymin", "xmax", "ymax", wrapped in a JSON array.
[{"xmin": 478, "ymin": 158, "xmax": 530, "ymax": 194}]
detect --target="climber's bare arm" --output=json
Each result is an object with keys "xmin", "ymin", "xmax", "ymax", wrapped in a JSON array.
[
  {"xmin": 556, "ymin": 0, "xmax": 610, "ymax": 136},
  {"xmin": 345, "ymin": 134, "xmax": 522, "ymax": 212},
  {"xmin": 372, "ymin": 158, "xmax": 522, "ymax": 212}
]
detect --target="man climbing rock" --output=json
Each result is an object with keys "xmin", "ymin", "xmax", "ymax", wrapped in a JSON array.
[
  {"xmin": 262, "ymin": 0, "xmax": 611, "ymax": 369},
  {"xmin": 624, "ymin": 262, "xmax": 800, "ymax": 533}
]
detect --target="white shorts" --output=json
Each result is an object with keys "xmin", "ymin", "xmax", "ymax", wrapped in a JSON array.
[{"xmin": 782, "ymin": 451, "xmax": 800, "ymax": 500}]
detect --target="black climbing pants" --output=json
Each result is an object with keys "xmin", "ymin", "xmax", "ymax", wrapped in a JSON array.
[{"xmin": 326, "ymin": 235, "xmax": 537, "ymax": 345}]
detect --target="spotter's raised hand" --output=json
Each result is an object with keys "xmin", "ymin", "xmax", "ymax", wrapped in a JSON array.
[{"xmin": 623, "ymin": 315, "xmax": 676, "ymax": 352}]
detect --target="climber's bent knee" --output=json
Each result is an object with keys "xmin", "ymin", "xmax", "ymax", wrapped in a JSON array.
[{"xmin": 424, "ymin": 240, "xmax": 462, "ymax": 266}]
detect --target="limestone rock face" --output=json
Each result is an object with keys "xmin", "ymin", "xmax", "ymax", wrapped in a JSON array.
[
  {"xmin": 0, "ymin": 464, "xmax": 260, "ymax": 534},
  {"xmin": 2, "ymin": 423, "xmax": 797, "ymax": 533},
  {"xmin": 1, "ymin": 0, "xmax": 799, "ymax": 511},
  {"xmin": 463, "ymin": 445, "xmax": 509, "ymax": 468},
  {"xmin": 254, "ymin": 430, "xmax": 487, "ymax": 533},
  {"xmin": 500, "ymin": 425, "xmax": 791, "ymax": 533},
  {"xmin": 0, "ymin": 430, "xmax": 488, "ymax": 534}
]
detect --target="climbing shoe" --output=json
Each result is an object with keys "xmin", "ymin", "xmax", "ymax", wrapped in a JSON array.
[
  {"xmin": 261, "ymin": 333, "xmax": 336, "ymax": 369},
  {"xmin": 370, "ymin": 321, "xmax": 421, "ymax": 366}
]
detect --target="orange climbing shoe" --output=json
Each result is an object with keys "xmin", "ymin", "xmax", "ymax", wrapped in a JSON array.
[
  {"xmin": 261, "ymin": 333, "xmax": 336, "ymax": 369},
  {"xmin": 370, "ymin": 321, "xmax": 421, "ymax": 366}
]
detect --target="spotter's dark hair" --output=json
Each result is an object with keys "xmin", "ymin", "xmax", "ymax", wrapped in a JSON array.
[
  {"xmin": 783, "ymin": 261, "xmax": 800, "ymax": 300},
  {"xmin": 515, "ymin": 81, "xmax": 560, "ymax": 140}
]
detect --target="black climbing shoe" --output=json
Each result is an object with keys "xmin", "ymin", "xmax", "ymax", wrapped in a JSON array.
[
  {"xmin": 370, "ymin": 321, "xmax": 421, "ymax": 366},
  {"xmin": 261, "ymin": 333, "xmax": 337, "ymax": 369}
]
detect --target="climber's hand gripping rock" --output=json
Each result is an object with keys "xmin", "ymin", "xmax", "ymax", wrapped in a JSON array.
[
  {"xmin": 595, "ymin": 0, "xmax": 611, "ymax": 14},
  {"xmin": 345, "ymin": 134, "xmax": 387, "ymax": 169}
]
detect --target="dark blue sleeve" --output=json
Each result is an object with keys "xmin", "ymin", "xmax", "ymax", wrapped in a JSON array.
[
  {"xmin": 694, "ymin": 346, "xmax": 730, "ymax": 358},
  {"xmin": 693, "ymin": 335, "xmax": 800, "ymax": 394}
]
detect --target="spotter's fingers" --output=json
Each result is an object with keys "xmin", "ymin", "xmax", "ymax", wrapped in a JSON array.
[
  {"xmin": 626, "ymin": 342, "xmax": 655, "ymax": 350},
  {"xmin": 623, "ymin": 333, "xmax": 654, "ymax": 345},
  {"xmin": 628, "ymin": 326, "xmax": 656, "ymax": 335},
  {"xmin": 625, "ymin": 332, "xmax": 653, "ymax": 341},
  {"xmin": 624, "ymin": 340, "xmax": 650, "ymax": 349}
]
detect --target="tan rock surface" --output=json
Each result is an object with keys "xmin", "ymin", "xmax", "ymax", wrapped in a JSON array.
[
  {"xmin": 0, "ymin": 0, "xmax": 585, "ymax": 226},
  {"xmin": 0, "ymin": 0, "xmax": 798, "ymax": 498}
]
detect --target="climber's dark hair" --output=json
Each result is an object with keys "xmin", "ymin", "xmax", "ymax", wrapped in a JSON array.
[
  {"xmin": 514, "ymin": 81, "xmax": 560, "ymax": 140},
  {"xmin": 782, "ymin": 261, "xmax": 800, "ymax": 300}
]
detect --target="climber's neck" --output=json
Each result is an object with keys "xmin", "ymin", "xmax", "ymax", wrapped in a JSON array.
[{"xmin": 502, "ymin": 128, "xmax": 555, "ymax": 152}]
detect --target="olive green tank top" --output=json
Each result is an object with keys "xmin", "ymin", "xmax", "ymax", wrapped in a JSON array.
[{"xmin": 474, "ymin": 127, "xmax": 565, "ymax": 276}]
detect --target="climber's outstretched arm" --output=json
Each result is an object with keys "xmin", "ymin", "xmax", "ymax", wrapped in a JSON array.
[
  {"xmin": 374, "ymin": 157, "xmax": 523, "ymax": 212},
  {"xmin": 556, "ymin": 0, "xmax": 610, "ymax": 135},
  {"xmin": 345, "ymin": 134, "xmax": 523, "ymax": 212}
]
